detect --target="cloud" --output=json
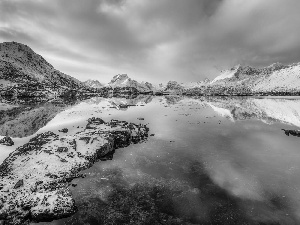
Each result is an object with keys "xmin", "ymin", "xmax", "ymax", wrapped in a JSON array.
[{"xmin": 0, "ymin": 0, "xmax": 300, "ymax": 83}]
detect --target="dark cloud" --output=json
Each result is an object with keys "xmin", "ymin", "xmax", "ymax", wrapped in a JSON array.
[{"xmin": 0, "ymin": 0, "xmax": 299, "ymax": 83}]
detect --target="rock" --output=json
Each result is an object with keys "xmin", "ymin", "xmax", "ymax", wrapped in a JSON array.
[
  {"xmin": 282, "ymin": 129, "xmax": 300, "ymax": 137},
  {"xmin": 150, "ymin": 134, "xmax": 155, "ymax": 136},
  {"xmin": 13, "ymin": 179, "xmax": 24, "ymax": 189},
  {"xmin": 0, "ymin": 136, "xmax": 14, "ymax": 146},
  {"xmin": 137, "ymin": 118, "xmax": 144, "ymax": 120},
  {"xmin": 58, "ymin": 128, "xmax": 68, "ymax": 133},
  {"xmin": 0, "ymin": 117, "xmax": 149, "ymax": 225},
  {"xmin": 57, "ymin": 147, "xmax": 68, "ymax": 152}
]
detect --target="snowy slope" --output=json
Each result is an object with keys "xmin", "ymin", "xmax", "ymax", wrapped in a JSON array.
[
  {"xmin": 252, "ymin": 63, "xmax": 300, "ymax": 92},
  {"xmin": 211, "ymin": 65, "xmax": 241, "ymax": 83},
  {"xmin": 181, "ymin": 79, "xmax": 210, "ymax": 89},
  {"xmin": 209, "ymin": 63, "xmax": 300, "ymax": 94}
]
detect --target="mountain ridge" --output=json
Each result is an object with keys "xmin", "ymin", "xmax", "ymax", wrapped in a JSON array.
[{"xmin": 1, "ymin": 41, "xmax": 300, "ymax": 97}]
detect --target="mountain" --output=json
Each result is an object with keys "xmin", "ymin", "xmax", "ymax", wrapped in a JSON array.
[
  {"xmin": 0, "ymin": 41, "xmax": 87, "ymax": 98},
  {"xmin": 181, "ymin": 79, "xmax": 210, "ymax": 89},
  {"xmin": 163, "ymin": 81, "xmax": 184, "ymax": 94},
  {"xmin": 208, "ymin": 63, "xmax": 300, "ymax": 95},
  {"xmin": 107, "ymin": 74, "xmax": 153, "ymax": 92},
  {"xmin": 83, "ymin": 79, "xmax": 104, "ymax": 89}
]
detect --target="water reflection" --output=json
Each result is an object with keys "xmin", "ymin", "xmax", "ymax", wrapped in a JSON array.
[
  {"xmin": 3, "ymin": 96, "xmax": 300, "ymax": 225},
  {"xmin": 206, "ymin": 96, "xmax": 300, "ymax": 127},
  {"xmin": 0, "ymin": 101, "xmax": 71, "ymax": 137}
]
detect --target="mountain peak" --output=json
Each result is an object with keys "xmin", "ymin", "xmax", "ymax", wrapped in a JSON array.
[
  {"xmin": 83, "ymin": 79, "xmax": 103, "ymax": 88},
  {"xmin": 0, "ymin": 41, "xmax": 54, "ymax": 72},
  {"xmin": 110, "ymin": 74, "xmax": 130, "ymax": 83}
]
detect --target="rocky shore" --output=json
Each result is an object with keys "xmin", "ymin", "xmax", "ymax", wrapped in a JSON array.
[{"xmin": 0, "ymin": 118, "xmax": 149, "ymax": 225}]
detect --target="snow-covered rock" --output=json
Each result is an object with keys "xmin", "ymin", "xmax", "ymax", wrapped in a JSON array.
[{"xmin": 0, "ymin": 118, "xmax": 149, "ymax": 225}]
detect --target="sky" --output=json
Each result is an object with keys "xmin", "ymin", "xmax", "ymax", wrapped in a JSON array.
[{"xmin": 0, "ymin": 0, "xmax": 300, "ymax": 84}]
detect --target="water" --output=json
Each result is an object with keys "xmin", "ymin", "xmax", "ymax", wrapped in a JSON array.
[{"xmin": 2, "ymin": 96, "xmax": 300, "ymax": 225}]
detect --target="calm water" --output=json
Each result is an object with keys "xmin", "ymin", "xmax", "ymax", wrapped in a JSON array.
[{"xmin": 2, "ymin": 96, "xmax": 300, "ymax": 225}]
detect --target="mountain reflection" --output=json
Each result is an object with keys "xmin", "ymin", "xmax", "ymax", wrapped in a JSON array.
[
  {"xmin": 206, "ymin": 97, "xmax": 300, "ymax": 127},
  {"xmin": 0, "ymin": 101, "xmax": 71, "ymax": 138}
]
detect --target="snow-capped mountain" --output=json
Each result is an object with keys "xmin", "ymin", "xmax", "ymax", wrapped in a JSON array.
[
  {"xmin": 107, "ymin": 74, "xmax": 153, "ymax": 92},
  {"xmin": 208, "ymin": 63, "xmax": 300, "ymax": 94},
  {"xmin": 83, "ymin": 79, "xmax": 104, "ymax": 89}
]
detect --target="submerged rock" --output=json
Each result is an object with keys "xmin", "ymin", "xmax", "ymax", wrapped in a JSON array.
[
  {"xmin": 0, "ymin": 136, "xmax": 14, "ymax": 146},
  {"xmin": 0, "ymin": 118, "xmax": 149, "ymax": 225}
]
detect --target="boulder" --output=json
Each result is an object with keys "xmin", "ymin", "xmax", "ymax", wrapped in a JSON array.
[{"xmin": 0, "ymin": 136, "xmax": 14, "ymax": 146}]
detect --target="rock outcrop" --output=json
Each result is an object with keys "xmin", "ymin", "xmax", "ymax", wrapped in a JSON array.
[{"xmin": 0, "ymin": 117, "xmax": 149, "ymax": 225}]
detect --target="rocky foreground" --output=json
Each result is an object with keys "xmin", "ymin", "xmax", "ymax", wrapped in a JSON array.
[{"xmin": 0, "ymin": 118, "xmax": 149, "ymax": 225}]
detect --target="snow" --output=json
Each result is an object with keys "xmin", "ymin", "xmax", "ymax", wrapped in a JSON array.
[
  {"xmin": 211, "ymin": 65, "xmax": 240, "ymax": 83},
  {"xmin": 252, "ymin": 64, "xmax": 300, "ymax": 92}
]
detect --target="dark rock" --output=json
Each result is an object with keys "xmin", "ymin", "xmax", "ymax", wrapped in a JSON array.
[
  {"xmin": 282, "ymin": 129, "xmax": 300, "ymax": 137},
  {"xmin": 58, "ymin": 128, "xmax": 68, "ymax": 133},
  {"xmin": 0, "ymin": 136, "xmax": 14, "ymax": 146},
  {"xmin": 13, "ymin": 179, "xmax": 24, "ymax": 189},
  {"xmin": 119, "ymin": 104, "xmax": 128, "ymax": 108},
  {"xmin": 57, "ymin": 147, "xmax": 68, "ymax": 152},
  {"xmin": 137, "ymin": 118, "xmax": 144, "ymax": 120},
  {"xmin": 150, "ymin": 134, "xmax": 155, "ymax": 136}
]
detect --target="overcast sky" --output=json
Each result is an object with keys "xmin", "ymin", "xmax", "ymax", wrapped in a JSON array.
[{"xmin": 1, "ymin": 0, "xmax": 300, "ymax": 84}]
